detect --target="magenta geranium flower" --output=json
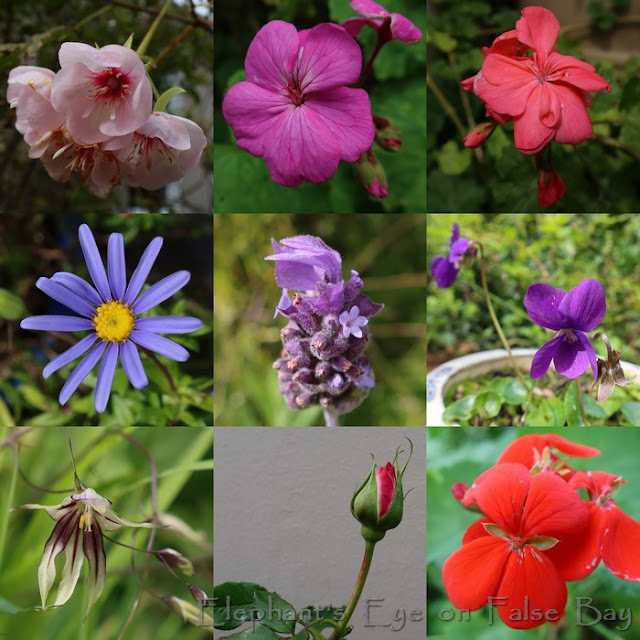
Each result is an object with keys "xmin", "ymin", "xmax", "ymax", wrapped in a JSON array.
[
  {"xmin": 430, "ymin": 223, "xmax": 476, "ymax": 289},
  {"xmin": 51, "ymin": 42, "xmax": 153, "ymax": 145},
  {"xmin": 524, "ymin": 278, "xmax": 606, "ymax": 380},
  {"xmin": 344, "ymin": 0, "xmax": 422, "ymax": 44},
  {"xmin": 462, "ymin": 6, "xmax": 610, "ymax": 154},
  {"xmin": 222, "ymin": 20, "xmax": 374, "ymax": 187}
]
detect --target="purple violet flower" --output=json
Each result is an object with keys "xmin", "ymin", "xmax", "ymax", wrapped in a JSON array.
[
  {"xmin": 265, "ymin": 235, "xmax": 383, "ymax": 414},
  {"xmin": 20, "ymin": 224, "xmax": 203, "ymax": 413},
  {"xmin": 524, "ymin": 279, "xmax": 606, "ymax": 380},
  {"xmin": 430, "ymin": 223, "xmax": 475, "ymax": 289}
]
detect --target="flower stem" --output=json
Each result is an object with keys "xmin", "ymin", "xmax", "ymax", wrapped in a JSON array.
[
  {"xmin": 136, "ymin": 0, "xmax": 173, "ymax": 57},
  {"xmin": 0, "ymin": 443, "xmax": 19, "ymax": 575},
  {"xmin": 323, "ymin": 407, "xmax": 340, "ymax": 427},
  {"xmin": 472, "ymin": 241, "xmax": 527, "ymax": 388},
  {"xmin": 356, "ymin": 37, "xmax": 385, "ymax": 87},
  {"xmin": 144, "ymin": 350, "xmax": 177, "ymax": 393},
  {"xmin": 575, "ymin": 379, "xmax": 589, "ymax": 426},
  {"xmin": 327, "ymin": 541, "xmax": 376, "ymax": 640},
  {"xmin": 426, "ymin": 73, "xmax": 467, "ymax": 138}
]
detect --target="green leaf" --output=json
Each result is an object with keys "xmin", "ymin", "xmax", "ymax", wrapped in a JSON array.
[
  {"xmin": 154, "ymin": 86, "xmax": 186, "ymax": 112},
  {"xmin": 620, "ymin": 402, "xmax": 640, "ymax": 426},
  {"xmin": 0, "ymin": 288, "xmax": 26, "ymax": 320},
  {"xmin": 224, "ymin": 626, "xmax": 280, "ymax": 639},
  {"xmin": 563, "ymin": 384, "xmax": 585, "ymax": 427},
  {"xmin": 0, "ymin": 597, "xmax": 29, "ymax": 613},
  {"xmin": 442, "ymin": 395, "xmax": 476, "ymax": 424},
  {"xmin": 428, "ymin": 29, "xmax": 457, "ymax": 53},
  {"xmin": 583, "ymin": 393, "xmax": 607, "ymax": 420},
  {"xmin": 476, "ymin": 391, "xmax": 502, "ymax": 418},
  {"xmin": 436, "ymin": 140, "xmax": 471, "ymax": 176},
  {"xmin": 213, "ymin": 581, "xmax": 267, "ymax": 631},
  {"xmin": 504, "ymin": 379, "xmax": 529, "ymax": 405},
  {"xmin": 0, "ymin": 397, "xmax": 15, "ymax": 427},
  {"xmin": 254, "ymin": 589, "xmax": 296, "ymax": 634}
]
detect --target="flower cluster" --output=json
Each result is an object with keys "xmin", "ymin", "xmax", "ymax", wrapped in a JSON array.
[
  {"xmin": 265, "ymin": 235, "xmax": 383, "ymax": 415},
  {"xmin": 8, "ymin": 42, "xmax": 206, "ymax": 198},
  {"xmin": 20, "ymin": 224, "xmax": 203, "ymax": 413},
  {"xmin": 429, "ymin": 223, "xmax": 477, "ymax": 289},
  {"xmin": 444, "ymin": 434, "xmax": 640, "ymax": 630},
  {"xmin": 222, "ymin": 1, "xmax": 421, "ymax": 194},
  {"xmin": 461, "ymin": 6, "xmax": 610, "ymax": 207}
]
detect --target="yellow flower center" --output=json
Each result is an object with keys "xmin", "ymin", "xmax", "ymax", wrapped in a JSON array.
[{"xmin": 93, "ymin": 301, "xmax": 135, "ymax": 342}]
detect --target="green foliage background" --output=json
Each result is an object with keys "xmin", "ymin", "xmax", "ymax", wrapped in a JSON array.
[
  {"xmin": 427, "ymin": 427, "xmax": 640, "ymax": 638},
  {"xmin": 214, "ymin": 213, "xmax": 425, "ymax": 426},
  {"xmin": 214, "ymin": 0, "xmax": 426, "ymax": 213},
  {"xmin": 0, "ymin": 0, "xmax": 213, "ymax": 213},
  {"xmin": 0, "ymin": 213, "xmax": 213, "ymax": 426},
  {"xmin": 427, "ymin": 0, "xmax": 640, "ymax": 212},
  {"xmin": 0, "ymin": 426, "xmax": 213, "ymax": 640},
  {"xmin": 427, "ymin": 214, "xmax": 640, "ymax": 367}
]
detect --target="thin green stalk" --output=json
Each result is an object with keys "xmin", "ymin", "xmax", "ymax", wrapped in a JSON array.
[
  {"xmin": 328, "ymin": 541, "xmax": 376, "ymax": 640},
  {"xmin": 136, "ymin": 0, "xmax": 174, "ymax": 57},
  {"xmin": 427, "ymin": 73, "xmax": 467, "ymax": 138},
  {"xmin": 0, "ymin": 444, "xmax": 19, "ymax": 575},
  {"xmin": 472, "ymin": 241, "xmax": 527, "ymax": 388},
  {"xmin": 575, "ymin": 379, "xmax": 589, "ymax": 426}
]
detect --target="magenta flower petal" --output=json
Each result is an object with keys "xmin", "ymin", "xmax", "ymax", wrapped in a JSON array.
[
  {"xmin": 430, "ymin": 255, "xmax": 458, "ymax": 289},
  {"xmin": 351, "ymin": 0, "xmax": 388, "ymax": 17},
  {"xmin": 530, "ymin": 334, "xmax": 564, "ymax": 379},
  {"xmin": 558, "ymin": 279, "xmax": 606, "ymax": 332},
  {"xmin": 524, "ymin": 283, "xmax": 566, "ymax": 331},
  {"xmin": 576, "ymin": 330, "xmax": 599, "ymax": 380},
  {"xmin": 552, "ymin": 332, "xmax": 592, "ymax": 379},
  {"xmin": 389, "ymin": 13, "xmax": 422, "ymax": 43}
]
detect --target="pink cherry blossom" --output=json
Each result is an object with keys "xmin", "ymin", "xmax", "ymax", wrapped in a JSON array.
[
  {"xmin": 7, "ymin": 66, "xmax": 63, "ymax": 145},
  {"xmin": 29, "ymin": 130, "xmax": 121, "ymax": 198},
  {"xmin": 109, "ymin": 112, "xmax": 207, "ymax": 190},
  {"xmin": 344, "ymin": 0, "xmax": 422, "ymax": 44},
  {"xmin": 222, "ymin": 20, "xmax": 375, "ymax": 187},
  {"xmin": 51, "ymin": 42, "xmax": 153, "ymax": 145},
  {"xmin": 462, "ymin": 7, "xmax": 610, "ymax": 154}
]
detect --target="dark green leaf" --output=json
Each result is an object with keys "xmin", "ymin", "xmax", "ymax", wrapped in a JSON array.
[{"xmin": 254, "ymin": 589, "xmax": 296, "ymax": 634}]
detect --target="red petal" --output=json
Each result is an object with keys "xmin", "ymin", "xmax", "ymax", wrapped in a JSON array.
[
  {"xmin": 474, "ymin": 463, "xmax": 530, "ymax": 534},
  {"xmin": 601, "ymin": 504, "xmax": 640, "ymax": 581},
  {"xmin": 544, "ymin": 502, "xmax": 603, "ymax": 581},
  {"xmin": 496, "ymin": 546, "xmax": 567, "ymax": 629},
  {"xmin": 462, "ymin": 517, "xmax": 494, "ymax": 545},
  {"xmin": 442, "ymin": 537, "xmax": 509, "ymax": 610},
  {"xmin": 520, "ymin": 470, "xmax": 589, "ymax": 538}
]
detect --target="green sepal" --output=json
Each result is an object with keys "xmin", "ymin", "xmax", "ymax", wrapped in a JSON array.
[
  {"xmin": 122, "ymin": 33, "xmax": 134, "ymax": 49},
  {"xmin": 154, "ymin": 87, "xmax": 186, "ymax": 113},
  {"xmin": 526, "ymin": 535, "xmax": 560, "ymax": 551}
]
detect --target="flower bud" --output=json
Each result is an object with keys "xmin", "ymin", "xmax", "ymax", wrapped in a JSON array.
[
  {"xmin": 354, "ymin": 150, "xmax": 388, "ymax": 199},
  {"xmin": 537, "ymin": 168, "xmax": 565, "ymax": 207},
  {"xmin": 155, "ymin": 548, "xmax": 194, "ymax": 576},
  {"xmin": 462, "ymin": 121, "xmax": 497, "ymax": 148},
  {"xmin": 373, "ymin": 115, "xmax": 403, "ymax": 152},
  {"xmin": 350, "ymin": 440, "xmax": 413, "ymax": 543}
]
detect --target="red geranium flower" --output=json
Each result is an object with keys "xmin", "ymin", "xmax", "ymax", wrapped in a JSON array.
[
  {"xmin": 544, "ymin": 471, "xmax": 640, "ymax": 582},
  {"xmin": 443, "ymin": 463, "xmax": 590, "ymax": 629}
]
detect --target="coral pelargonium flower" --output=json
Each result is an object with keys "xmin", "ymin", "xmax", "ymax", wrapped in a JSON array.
[
  {"xmin": 343, "ymin": 0, "xmax": 422, "ymax": 44},
  {"xmin": 544, "ymin": 471, "xmax": 640, "ymax": 583},
  {"xmin": 443, "ymin": 463, "xmax": 589, "ymax": 629},
  {"xmin": 20, "ymin": 224, "xmax": 203, "ymax": 413},
  {"xmin": 463, "ymin": 6, "xmax": 610, "ymax": 154},
  {"xmin": 21, "ymin": 479, "xmax": 152, "ymax": 615},
  {"xmin": 51, "ymin": 43, "xmax": 152, "ymax": 145},
  {"xmin": 222, "ymin": 20, "xmax": 374, "ymax": 187},
  {"xmin": 525, "ymin": 278, "xmax": 606, "ymax": 380},
  {"xmin": 430, "ymin": 222, "xmax": 476, "ymax": 289}
]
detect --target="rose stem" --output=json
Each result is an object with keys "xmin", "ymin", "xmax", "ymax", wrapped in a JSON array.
[
  {"xmin": 472, "ymin": 241, "xmax": 528, "ymax": 388},
  {"xmin": 327, "ymin": 540, "xmax": 376, "ymax": 640},
  {"xmin": 323, "ymin": 406, "xmax": 340, "ymax": 427}
]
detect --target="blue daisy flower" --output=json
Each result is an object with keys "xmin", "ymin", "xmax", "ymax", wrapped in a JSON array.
[{"xmin": 20, "ymin": 223, "xmax": 203, "ymax": 413}]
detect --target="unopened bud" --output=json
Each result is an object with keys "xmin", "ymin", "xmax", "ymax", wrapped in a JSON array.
[
  {"xmin": 355, "ymin": 150, "xmax": 388, "ymax": 199},
  {"xmin": 155, "ymin": 548, "xmax": 194, "ymax": 576},
  {"xmin": 462, "ymin": 121, "xmax": 497, "ymax": 148},
  {"xmin": 373, "ymin": 115, "xmax": 403, "ymax": 151}
]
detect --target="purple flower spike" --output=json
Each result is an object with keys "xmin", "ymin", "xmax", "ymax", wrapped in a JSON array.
[
  {"xmin": 20, "ymin": 224, "xmax": 203, "ymax": 413},
  {"xmin": 430, "ymin": 222, "xmax": 475, "ymax": 289},
  {"xmin": 524, "ymin": 279, "xmax": 606, "ymax": 380},
  {"xmin": 266, "ymin": 235, "xmax": 383, "ymax": 416}
]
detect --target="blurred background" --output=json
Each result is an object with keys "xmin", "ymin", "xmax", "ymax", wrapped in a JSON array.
[
  {"xmin": 0, "ymin": 213, "xmax": 213, "ymax": 426},
  {"xmin": 427, "ymin": 427, "xmax": 640, "ymax": 639},
  {"xmin": 0, "ymin": 426, "xmax": 213, "ymax": 640},
  {"xmin": 427, "ymin": 0, "xmax": 640, "ymax": 212},
  {"xmin": 214, "ymin": 213, "xmax": 425, "ymax": 426},
  {"xmin": 214, "ymin": 0, "xmax": 426, "ymax": 213},
  {"xmin": 0, "ymin": 0, "xmax": 213, "ymax": 213},
  {"xmin": 427, "ymin": 213, "xmax": 640, "ymax": 370}
]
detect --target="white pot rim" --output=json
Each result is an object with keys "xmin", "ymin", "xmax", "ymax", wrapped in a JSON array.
[{"xmin": 426, "ymin": 348, "xmax": 640, "ymax": 427}]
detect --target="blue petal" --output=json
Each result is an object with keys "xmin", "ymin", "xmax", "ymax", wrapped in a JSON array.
[
  {"xmin": 135, "ymin": 316, "xmax": 202, "ymax": 334},
  {"xmin": 59, "ymin": 341, "xmax": 107, "ymax": 406},
  {"xmin": 124, "ymin": 237, "xmax": 163, "ymax": 304},
  {"xmin": 21, "ymin": 316, "xmax": 93, "ymax": 332},
  {"xmin": 95, "ymin": 343, "xmax": 119, "ymax": 413},
  {"xmin": 43, "ymin": 334, "xmax": 97, "ymax": 379},
  {"xmin": 130, "ymin": 330, "xmax": 190, "ymax": 362},
  {"xmin": 132, "ymin": 271, "xmax": 190, "ymax": 315},
  {"xmin": 107, "ymin": 233, "xmax": 126, "ymax": 301},
  {"xmin": 36, "ymin": 277, "xmax": 96, "ymax": 318},
  {"xmin": 120, "ymin": 340, "xmax": 148, "ymax": 389},
  {"xmin": 50, "ymin": 272, "xmax": 103, "ymax": 307},
  {"xmin": 78, "ymin": 224, "xmax": 111, "ymax": 301}
]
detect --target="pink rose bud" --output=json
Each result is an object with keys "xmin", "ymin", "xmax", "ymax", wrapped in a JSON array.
[
  {"xmin": 354, "ymin": 149, "xmax": 388, "ymax": 199},
  {"xmin": 373, "ymin": 115, "xmax": 403, "ymax": 152},
  {"xmin": 537, "ymin": 168, "xmax": 565, "ymax": 208},
  {"xmin": 462, "ymin": 121, "xmax": 497, "ymax": 148},
  {"xmin": 350, "ymin": 440, "xmax": 412, "ymax": 543}
]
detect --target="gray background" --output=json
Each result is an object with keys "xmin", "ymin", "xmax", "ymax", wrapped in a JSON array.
[{"xmin": 214, "ymin": 427, "xmax": 426, "ymax": 639}]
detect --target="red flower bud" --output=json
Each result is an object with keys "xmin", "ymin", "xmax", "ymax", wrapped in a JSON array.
[
  {"xmin": 462, "ymin": 121, "xmax": 497, "ymax": 148},
  {"xmin": 537, "ymin": 169, "xmax": 565, "ymax": 207}
]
